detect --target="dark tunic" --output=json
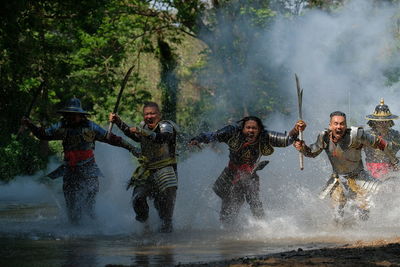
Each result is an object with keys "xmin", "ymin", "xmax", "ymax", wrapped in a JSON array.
[
  {"xmin": 28, "ymin": 119, "xmax": 134, "ymax": 223},
  {"xmin": 193, "ymin": 124, "xmax": 297, "ymax": 224}
]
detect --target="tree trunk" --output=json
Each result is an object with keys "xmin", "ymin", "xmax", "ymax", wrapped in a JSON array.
[{"xmin": 158, "ymin": 38, "xmax": 178, "ymax": 122}]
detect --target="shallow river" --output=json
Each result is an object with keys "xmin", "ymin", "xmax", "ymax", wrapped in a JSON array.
[
  {"xmin": 3, "ymin": 147, "xmax": 400, "ymax": 266},
  {"xmin": 0, "ymin": 202, "xmax": 341, "ymax": 267}
]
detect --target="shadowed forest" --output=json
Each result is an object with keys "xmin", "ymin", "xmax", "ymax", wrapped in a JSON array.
[{"xmin": 1, "ymin": 0, "xmax": 400, "ymax": 181}]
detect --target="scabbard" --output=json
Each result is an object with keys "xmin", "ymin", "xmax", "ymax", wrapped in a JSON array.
[
  {"xmin": 46, "ymin": 164, "xmax": 66, "ymax": 180},
  {"xmin": 251, "ymin": 160, "xmax": 269, "ymax": 175}
]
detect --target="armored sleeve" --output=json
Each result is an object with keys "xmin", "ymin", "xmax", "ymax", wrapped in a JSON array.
[
  {"xmin": 93, "ymin": 121, "xmax": 140, "ymax": 157},
  {"xmin": 390, "ymin": 129, "xmax": 400, "ymax": 154},
  {"xmin": 351, "ymin": 127, "xmax": 384, "ymax": 150},
  {"xmin": 302, "ymin": 131, "xmax": 326, "ymax": 158},
  {"xmin": 27, "ymin": 121, "xmax": 63, "ymax": 141},
  {"xmin": 90, "ymin": 121, "xmax": 108, "ymax": 140},
  {"xmin": 114, "ymin": 119, "xmax": 141, "ymax": 142},
  {"xmin": 353, "ymin": 127, "xmax": 397, "ymax": 163},
  {"xmin": 193, "ymin": 125, "xmax": 237, "ymax": 144},
  {"xmin": 266, "ymin": 130, "xmax": 295, "ymax": 147}
]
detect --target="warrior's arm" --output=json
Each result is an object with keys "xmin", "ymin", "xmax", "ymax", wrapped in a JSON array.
[
  {"xmin": 92, "ymin": 122, "xmax": 140, "ymax": 156},
  {"xmin": 267, "ymin": 120, "xmax": 306, "ymax": 147},
  {"xmin": 300, "ymin": 133, "xmax": 325, "ymax": 158},
  {"xmin": 24, "ymin": 120, "xmax": 62, "ymax": 141},
  {"xmin": 357, "ymin": 128, "xmax": 397, "ymax": 164},
  {"xmin": 356, "ymin": 128, "xmax": 388, "ymax": 151},
  {"xmin": 112, "ymin": 117, "xmax": 141, "ymax": 142},
  {"xmin": 389, "ymin": 130, "xmax": 400, "ymax": 154},
  {"xmin": 191, "ymin": 125, "xmax": 237, "ymax": 144},
  {"xmin": 267, "ymin": 128, "xmax": 300, "ymax": 147}
]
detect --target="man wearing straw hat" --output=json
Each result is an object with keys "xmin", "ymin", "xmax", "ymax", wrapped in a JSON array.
[
  {"xmin": 22, "ymin": 98, "xmax": 138, "ymax": 224},
  {"xmin": 364, "ymin": 99, "xmax": 400, "ymax": 179}
]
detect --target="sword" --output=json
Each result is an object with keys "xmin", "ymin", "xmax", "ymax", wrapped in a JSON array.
[
  {"xmin": 17, "ymin": 80, "xmax": 45, "ymax": 138},
  {"xmin": 107, "ymin": 65, "xmax": 135, "ymax": 139},
  {"xmin": 295, "ymin": 74, "xmax": 304, "ymax": 170}
]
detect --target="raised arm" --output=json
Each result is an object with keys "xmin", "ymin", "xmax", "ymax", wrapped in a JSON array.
[
  {"xmin": 294, "ymin": 131, "xmax": 326, "ymax": 158},
  {"xmin": 267, "ymin": 120, "xmax": 307, "ymax": 147},
  {"xmin": 189, "ymin": 125, "xmax": 237, "ymax": 146},
  {"xmin": 109, "ymin": 113, "xmax": 140, "ymax": 142},
  {"xmin": 90, "ymin": 121, "xmax": 140, "ymax": 157},
  {"xmin": 22, "ymin": 117, "xmax": 63, "ymax": 141}
]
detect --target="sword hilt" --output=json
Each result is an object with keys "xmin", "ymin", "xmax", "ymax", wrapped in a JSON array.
[{"xmin": 107, "ymin": 122, "xmax": 114, "ymax": 139}]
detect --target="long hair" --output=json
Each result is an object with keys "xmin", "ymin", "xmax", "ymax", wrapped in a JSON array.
[{"xmin": 237, "ymin": 116, "xmax": 265, "ymax": 132}]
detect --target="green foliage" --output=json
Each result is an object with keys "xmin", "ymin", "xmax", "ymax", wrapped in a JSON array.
[
  {"xmin": 0, "ymin": 135, "xmax": 49, "ymax": 182},
  {"xmin": 2, "ymin": 0, "xmax": 399, "ymax": 182}
]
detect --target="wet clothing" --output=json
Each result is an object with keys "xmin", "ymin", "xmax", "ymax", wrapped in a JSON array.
[
  {"xmin": 364, "ymin": 128, "xmax": 400, "ymax": 178},
  {"xmin": 115, "ymin": 119, "xmax": 178, "ymax": 231},
  {"xmin": 302, "ymin": 127, "xmax": 394, "ymax": 220},
  {"xmin": 27, "ymin": 119, "xmax": 135, "ymax": 224},
  {"xmin": 63, "ymin": 160, "xmax": 100, "ymax": 223},
  {"xmin": 193, "ymin": 124, "xmax": 298, "ymax": 225}
]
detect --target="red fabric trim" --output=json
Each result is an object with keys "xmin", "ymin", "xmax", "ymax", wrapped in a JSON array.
[
  {"xmin": 228, "ymin": 161, "xmax": 255, "ymax": 184},
  {"xmin": 64, "ymin": 150, "xmax": 94, "ymax": 167},
  {"xmin": 366, "ymin": 162, "xmax": 390, "ymax": 178},
  {"xmin": 377, "ymin": 136, "xmax": 387, "ymax": 151}
]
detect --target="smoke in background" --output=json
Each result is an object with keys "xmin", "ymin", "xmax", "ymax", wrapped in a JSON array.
[
  {"xmin": 251, "ymin": 0, "xmax": 400, "ymax": 239},
  {"xmin": 1, "ymin": 0, "xmax": 400, "ymax": 243},
  {"xmin": 262, "ymin": 0, "xmax": 400, "ymax": 127}
]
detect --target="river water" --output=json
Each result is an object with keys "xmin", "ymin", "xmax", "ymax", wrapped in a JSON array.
[
  {"xmin": 0, "ymin": 201, "xmax": 341, "ymax": 267},
  {"xmin": 2, "ymin": 144, "xmax": 400, "ymax": 266}
]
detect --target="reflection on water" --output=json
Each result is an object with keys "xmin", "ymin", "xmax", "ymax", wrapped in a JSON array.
[
  {"xmin": 0, "ymin": 202, "xmax": 339, "ymax": 267},
  {"xmin": 3, "ymin": 144, "xmax": 400, "ymax": 266}
]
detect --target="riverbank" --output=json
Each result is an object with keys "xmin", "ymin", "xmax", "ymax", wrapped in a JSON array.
[{"xmin": 173, "ymin": 238, "xmax": 400, "ymax": 267}]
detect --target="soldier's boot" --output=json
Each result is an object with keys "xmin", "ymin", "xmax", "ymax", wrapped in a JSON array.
[
  {"xmin": 156, "ymin": 187, "xmax": 176, "ymax": 233},
  {"xmin": 133, "ymin": 195, "xmax": 149, "ymax": 223}
]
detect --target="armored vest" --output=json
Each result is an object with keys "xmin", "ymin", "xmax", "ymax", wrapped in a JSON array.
[
  {"xmin": 139, "ymin": 120, "xmax": 177, "ymax": 163},
  {"xmin": 46, "ymin": 120, "xmax": 102, "ymax": 151},
  {"xmin": 226, "ymin": 130, "xmax": 290, "ymax": 165},
  {"xmin": 320, "ymin": 127, "xmax": 365, "ymax": 175}
]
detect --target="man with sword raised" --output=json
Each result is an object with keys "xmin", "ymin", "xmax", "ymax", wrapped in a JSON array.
[
  {"xmin": 294, "ymin": 111, "xmax": 397, "ymax": 224},
  {"xmin": 21, "ymin": 97, "xmax": 139, "ymax": 225},
  {"xmin": 189, "ymin": 116, "xmax": 306, "ymax": 227},
  {"xmin": 109, "ymin": 101, "xmax": 179, "ymax": 233}
]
